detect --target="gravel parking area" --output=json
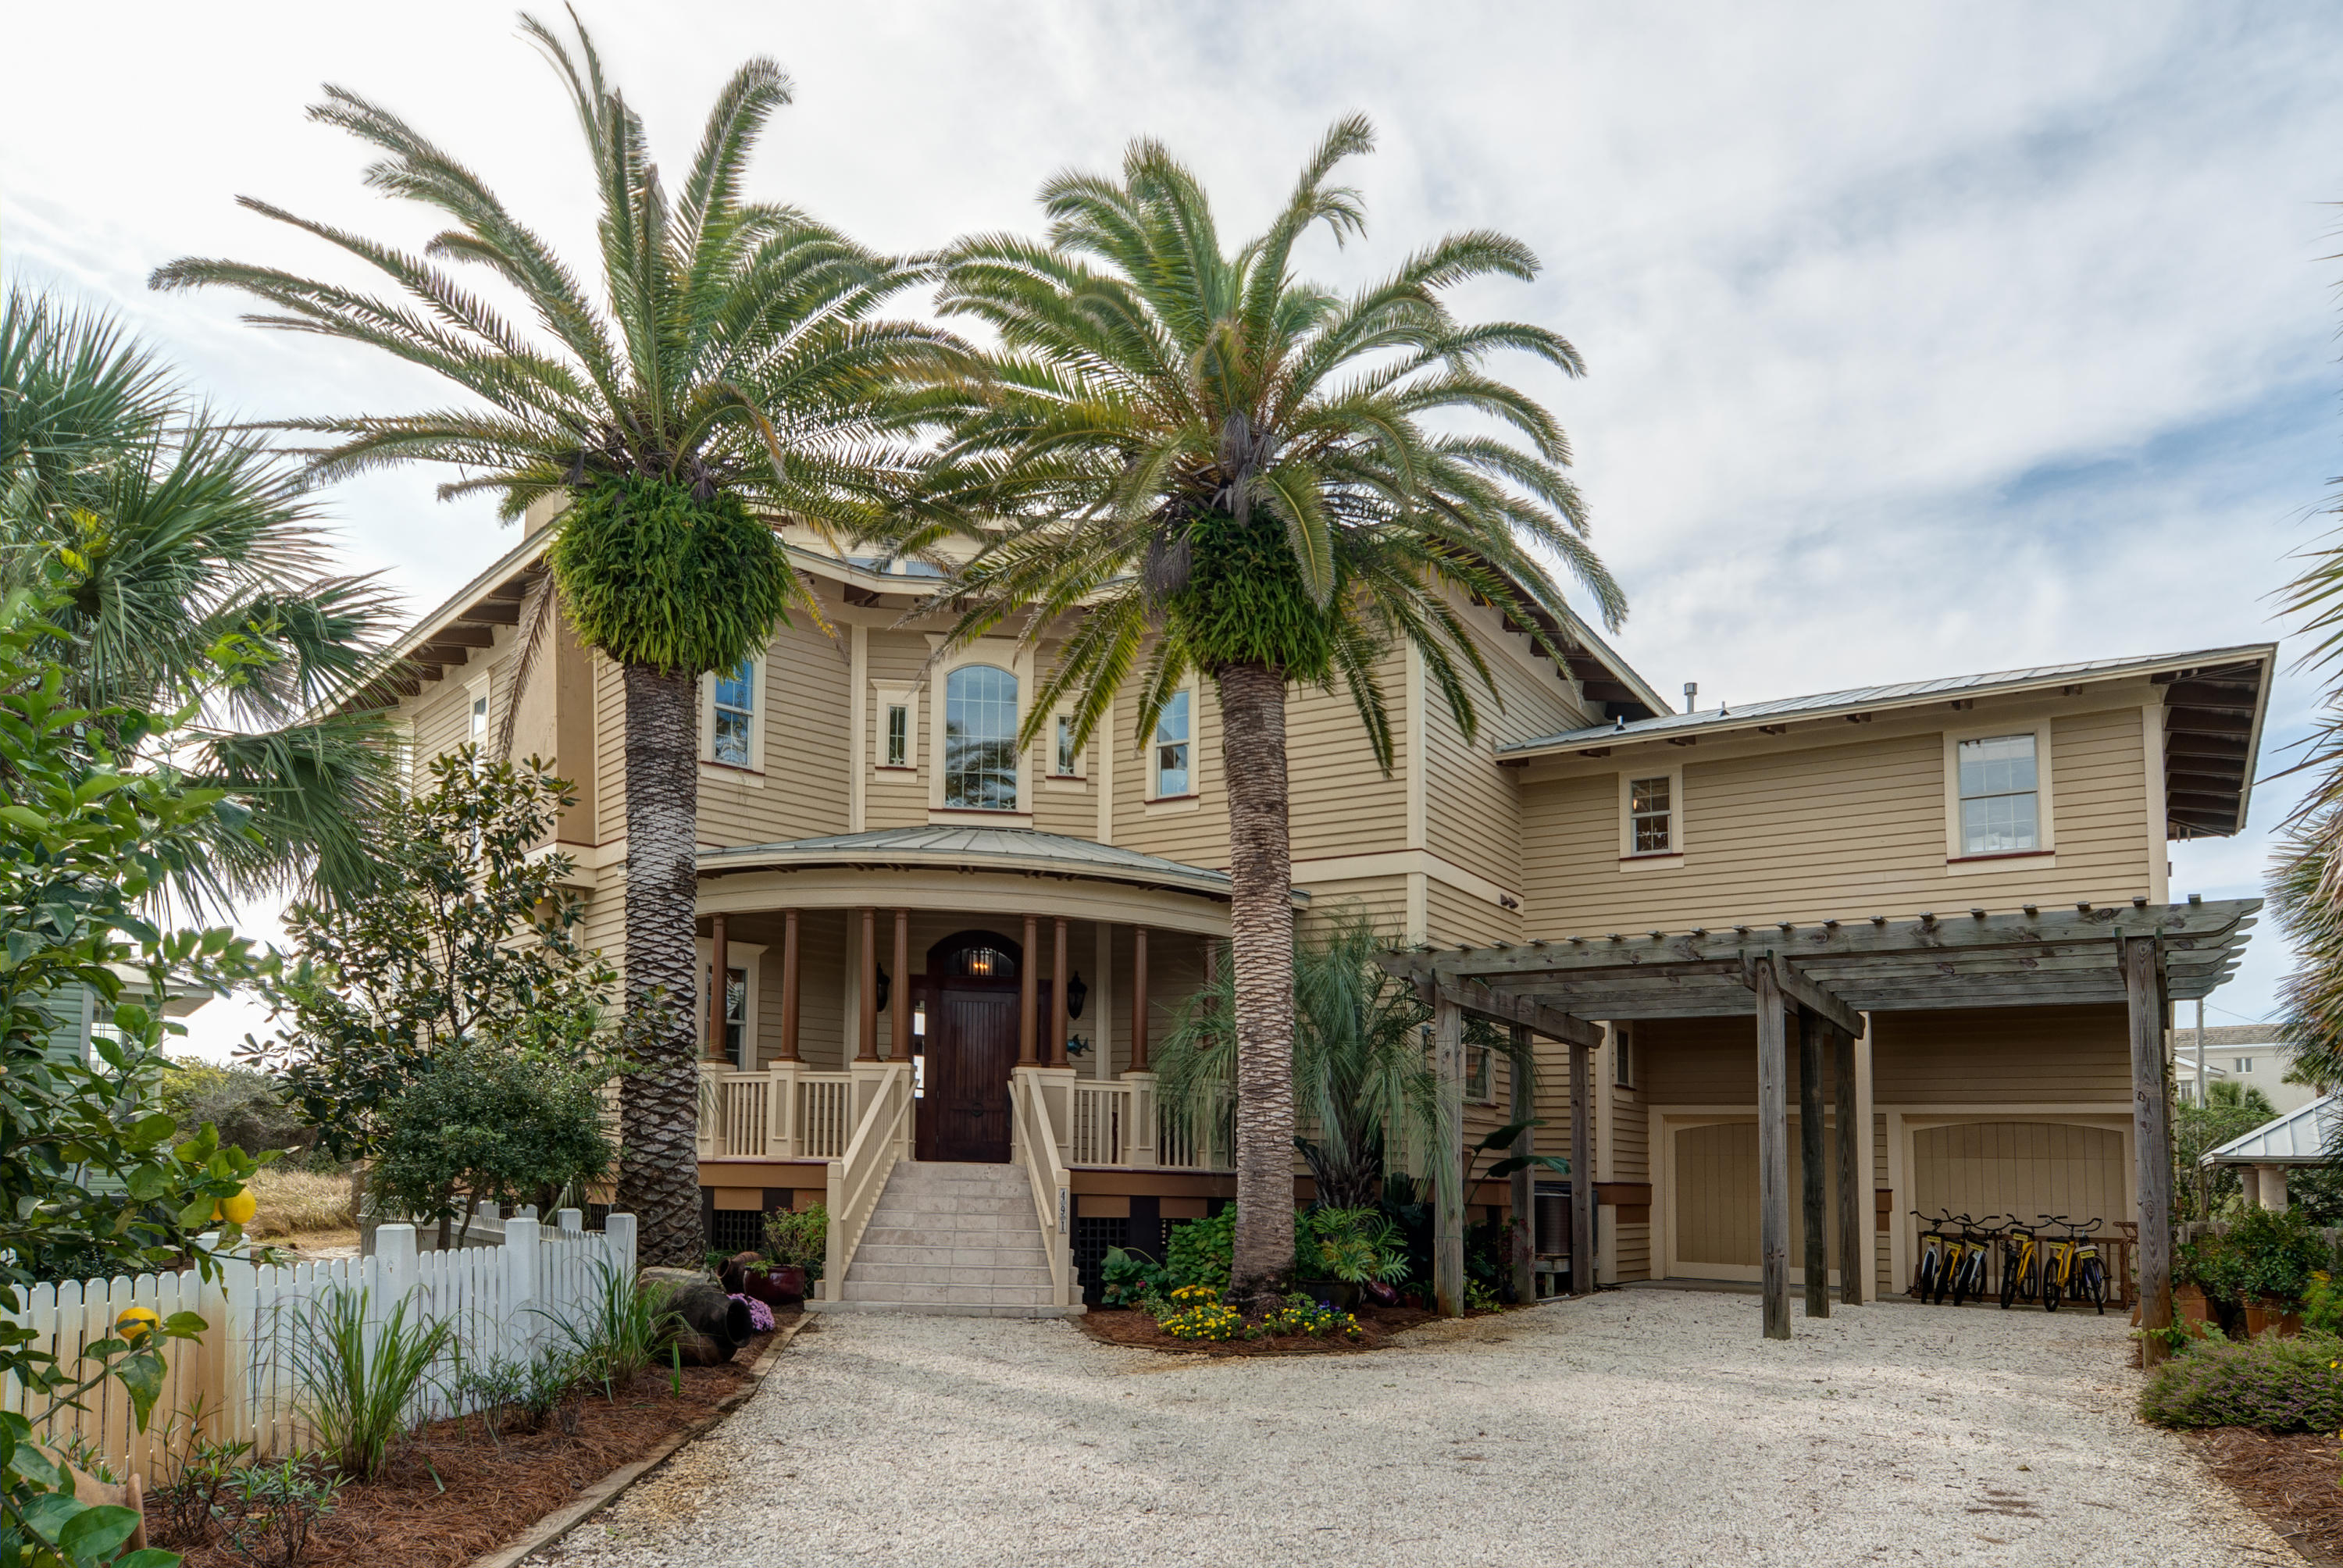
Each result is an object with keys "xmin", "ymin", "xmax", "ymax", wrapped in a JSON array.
[{"xmin": 547, "ymin": 1290, "xmax": 2295, "ymax": 1567}]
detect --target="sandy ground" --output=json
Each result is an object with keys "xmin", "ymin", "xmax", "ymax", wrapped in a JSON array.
[{"xmin": 545, "ymin": 1288, "xmax": 2297, "ymax": 1568}]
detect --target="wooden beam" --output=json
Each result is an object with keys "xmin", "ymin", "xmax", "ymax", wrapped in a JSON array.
[
  {"xmin": 428, "ymin": 623, "xmax": 497, "ymax": 649},
  {"xmin": 1051, "ymin": 917, "xmax": 1070, "ymax": 1067},
  {"xmin": 856, "ymin": 907, "xmax": 879, "ymax": 1063},
  {"xmin": 462, "ymin": 600, "xmax": 523, "ymax": 626},
  {"xmin": 1571, "ymin": 1035, "xmax": 1594, "ymax": 1295},
  {"xmin": 1434, "ymin": 992, "xmax": 1465, "ymax": 1318},
  {"xmin": 1435, "ymin": 977, "xmax": 1603, "ymax": 1046},
  {"xmin": 892, "ymin": 910, "xmax": 911, "ymax": 1064},
  {"xmin": 1019, "ymin": 914, "xmax": 1038, "ymax": 1066},
  {"xmin": 1130, "ymin": 927, "xmax": 1150, "ymax": 1071},
  {"xmin": 708, "ymin": 913, "xmax": 729, "ymax": 1063},
  {"xmin": 776, "ymin": 909, "xmax": 801, "ymax": 1061},
  {"xmin": 1835, "ymin": 1021, "xmax": 1863, "ymax": 1305},
  {"xmin": 1508, "ymin": 1024, "xmax": 1536, "ymax": 1307},
  {"xmin": 2125, "ymin": 935, "xmax": 2174, "ymax": 1363},
  {"xmin": 1755, "ymin": 960, "xmax": 1792, "ymax": 1340},
  {"xmin": 1799, "ymin": 1006, "xmax": 1829, "ymax": 1320},
  {"xmin": 1768, "ymin": 961, "xmax": 1865, "ymax": 1039}
]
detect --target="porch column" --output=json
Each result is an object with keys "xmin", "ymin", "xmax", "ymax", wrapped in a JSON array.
[
  {"xmin": 890, "ymin": 910, "xmax": 909, "ymax": 1061},
  {"xmin": 1433, "ymin": 991, "xmax": 1465, "ymax": 1317},
  {"xmin": 1018, "ymin": 914, "xmax": 1038, "ymax": 1065},
  {"xmin": 707, "ymin": 913, "xmax": 729, "ymax": 1062},
  {"xmin": 1051, "ymin": 918, "xmax": 1070, "ymax": 1067},
  {"xmin": 1508, "ymin": 1024, "xmax": 1535, "ymax": 1306},
  {"xmin": 1754, "ymin": 957, "xmax": 1792, "ymax": 1341},
  {"xmin": 2258, "ymin": 1164, "xmax": 2289, "ymax": 1210},
  {"xmin": 1834, "ymin": 1020, "xmax": 1863, "ymax": 1304},
  {"xmin": 2123, "ymin": 934, "xmax": 2174, "ymax": 1362},
  {"xmin": 1799, "ymin": 1006, "xmax": 1829, "ymax": 1320},
  {"xmin": 776, "ymin": 909, "xmax": 801, "ymax": 1062},
  {"xmin": 1570, "ymin": 1034, "xmax": 1593, "ymax": 1295},
  {"xmin": 1129, "ymin": 928, "xmax": 1150, "ymax": 1071},
  {"xmin": 856, "ymin": 907, "xmax": 879, "ymax": 1063}
]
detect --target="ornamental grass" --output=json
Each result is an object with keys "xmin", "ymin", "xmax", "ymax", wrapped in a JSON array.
[{"xmin": 2139, "ymin": 1330, "xmax": 2343, "ymax": 1433}]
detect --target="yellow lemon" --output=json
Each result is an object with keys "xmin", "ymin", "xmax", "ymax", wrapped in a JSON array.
[
  {"xmin": 221, "ymin": 1189, "xmax": 258, "ymax": 1227},
  {"xmin": 115, "ymin": 1307, "xmax": 158, "ymax": 1342}
]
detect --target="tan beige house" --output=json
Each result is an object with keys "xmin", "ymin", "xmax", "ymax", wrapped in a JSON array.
[{"xmin": 376, "ymin": 513, "xmax": 2273, "ymax": 1317}]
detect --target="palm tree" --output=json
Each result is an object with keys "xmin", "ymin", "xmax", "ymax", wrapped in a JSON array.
[
  {"xmin": 151, "ymin": 15, "xmax": 962, "ymax": 1263},
  {"xmin": 0, "ymin": 284, "xmax": 398, "ymax": 907},
  {"xmin": 904, "ymin": 119, "xmax": 1623, "ymax": 1309}
]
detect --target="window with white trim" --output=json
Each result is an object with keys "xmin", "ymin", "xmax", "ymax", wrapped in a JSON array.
[
  {"xmin": 1054, "ymin": 715, "xmax": 1079, "ymax": 777},
  {"xmin": 1956, "ymin": 732, "xmax": 2038, "ymax": 855},
  {"xmin": 944, "ymin": 664, "xmax": 1019, "ymax": 809},
  {"xmin": 1614, "ymin": 1025, "xmax": 1635, "ymax": 1089},
  {"xmin": 694, "ymin": 939, "xmax": 764, "ymax": 1069},
  {"xmin": 469, "ymin": 691, "xmax": 489, "ymax": 745},
  {"xmin": 1153, "ymin": 689, "xmax": 1192, "ymax": 797},
  {"xmin": 711, "ymin": 659, "xmax": 755, "ymax": 768},
  {"xmin": 1628, "ymin": 775, "xmax": 1672, "ymax": 853},
  {"xmin": 886, "ymin": 702, "xmax": 909, "ymax": 768}
]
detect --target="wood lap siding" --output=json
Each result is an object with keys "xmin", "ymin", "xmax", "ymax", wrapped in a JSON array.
[
  {"xmin": 1289, "ymin": 654, "xmax": 1407, "ymax": 864},
  {"xmin": 1519, "ymin": 707, "xmax": 2156, "ymax": 932},
  {"xmin": 1423, "ymin": 627, "xmax": 1583, "ymax": 898},
  {"xmin": 1909, "ymin": 1121, "xmax": 2127, "ymax": 1244},
  {"xmin": 1871, "ymin": 1007, "xmax": 2131, "ymax": 1104},
  {"xmin": 1610, "ymin": 1078, "xmax": 1650, "ymax": 1280}
]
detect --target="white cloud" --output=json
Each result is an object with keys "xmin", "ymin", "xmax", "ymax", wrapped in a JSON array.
[{"xmin": 7, "ymin": 2, "xmax": 2337, "ymax": 1032}]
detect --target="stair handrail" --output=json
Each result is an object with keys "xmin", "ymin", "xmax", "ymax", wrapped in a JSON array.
[
  {"xmin": 821, "ymin": 1063, "xmax": 911, "ymax": 1300},
  {"xmin": 1011, "ymin": 1069, "xmax": 1075, "ymax": 1307}
]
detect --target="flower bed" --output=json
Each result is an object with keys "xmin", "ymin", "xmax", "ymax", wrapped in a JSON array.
[{"xmin": 1082, "ymin": 1302, "xmax": 1446, "ymax": 1356}]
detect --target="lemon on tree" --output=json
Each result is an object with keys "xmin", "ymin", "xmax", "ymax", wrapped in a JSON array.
[
  {"xmin": 211, "ymin": 1185, "xmax": 258, "ymax": 1226},
  {"xmin": 114, "ymin": 1307, "xmax": 159, "ymax": 1343}
]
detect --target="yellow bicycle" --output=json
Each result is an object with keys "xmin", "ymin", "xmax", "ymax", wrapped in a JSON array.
[
  {"xmin": 2038, "ymin": 1214, "xmax": 2106, "ymax": 1314},
  {"xmin": 1998, "ymin": 1217, "xmax": 2040, "ymax": 1310}
]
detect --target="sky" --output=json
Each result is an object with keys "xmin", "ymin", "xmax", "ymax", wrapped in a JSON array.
[{"xmin": 5, "ymin": 2, "xmax": 2340, "ymax": 1057}]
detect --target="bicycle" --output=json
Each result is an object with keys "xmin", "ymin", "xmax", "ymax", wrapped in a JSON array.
[
  {"xmin": 1946, "ymin": 1213, "xmax": 1999, "ymax": 1307},
  {"xmin": 2038, "ymin": 1215, "xmax": 2106, "ymax": 1314},
  {"xmin": 1910, "ymin": 1210, "xmax": 1956, "ymax": 1303},
  {"xmin": 1998, "ymin": 1217, "xmax": 2041, "ymax": 1310}
]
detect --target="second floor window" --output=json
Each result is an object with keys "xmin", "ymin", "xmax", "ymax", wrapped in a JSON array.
[
  {"xmin": 713, "ymin": 660, "xmax": 754, "ymax": 768},
  {"xmin": 1629, "ymin": 775, "xmax": 1671, "ymax": 853},
  {"xmin": 1055, "ymin": 715, "xmax": 1079, "ymax": 776},
  {"xmin": 945, "ymin": 665, "xmax": 1018, "ymax": 809},
  {"xmin": 886, "ymin": 703, "xmax": 908, "ymax": 767},
  {"xmin": 1154, "ymin": 690, "xmax": 1191, "ymax": 796},
  {"xmin": 2234, "ymin": 1057, "xmax": 2255, "ymax": 1074},
  {"xmin": 469, "ymin": 691, "xmax": 489, "ymax": 743},
  {"xmin": 1956, "ymin": 733, "xmax": 2037, "ymax": 855}
]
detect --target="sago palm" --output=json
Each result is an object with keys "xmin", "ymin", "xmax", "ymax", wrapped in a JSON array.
[
  {"xmin": 0, "ymin": 284, "xmax": 397, "ymax": 907},
  {"xmin": 152, "ymin": 14, "xmax": 961, "ymax": 1263},
  {"xmin": 905, "ymin": 118, "xmax": 1622, "ymax": 1308}
]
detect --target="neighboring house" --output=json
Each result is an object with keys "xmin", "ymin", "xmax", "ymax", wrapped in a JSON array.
[
  {"xmin": 2168, "ymin": 1024, "xmax": 2316, "ymax": 1115},
  {"xmin": 370, "ymin": 511, "xmax": 2275, "ymax": 1308}
]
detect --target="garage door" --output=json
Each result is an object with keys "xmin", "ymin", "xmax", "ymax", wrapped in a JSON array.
[
  {"xmin": 1907, "ymin": 1121, "xmax": 2125, "ymax": 1276},
  {"xmin": 1671, "ymin": 1119, "xmax": 1841, "ymax": 1278}
]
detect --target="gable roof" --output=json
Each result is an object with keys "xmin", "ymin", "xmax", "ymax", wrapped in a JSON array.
[
  {"xmin": 1499, "ymin": 643, "xmax": 2276, "ymax": 839},
  {"xmin": 2202, "ymin": 1094, "xmax": 2338, "ymax": 1165}
]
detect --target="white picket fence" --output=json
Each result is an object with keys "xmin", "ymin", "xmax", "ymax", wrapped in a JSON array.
[{"xmin": 2, "ymin": 1210, "xmax": 636, "ymax": 1484}]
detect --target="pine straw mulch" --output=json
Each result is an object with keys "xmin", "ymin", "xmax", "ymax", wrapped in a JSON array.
[
  {"xmin": 169, "ymin": 1320, "xmax": 793, "ymax": 1568},
  {"xmin": 1080, "ymin": 1303, "xmax": 1487, "ymax": 1356},
  {"xmin": 2188, "ymin": 1429, "xmax": 2343, "ymax": 1566}
]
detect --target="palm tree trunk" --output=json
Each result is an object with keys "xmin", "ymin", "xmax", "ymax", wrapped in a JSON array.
[
  {"xmin": 1216, "ymin": 660, "xmax": 1295, "ymax": 1314},
  {"xmin": 615, "ymin": 660, "xmax": 707, "ymax": 1266}
]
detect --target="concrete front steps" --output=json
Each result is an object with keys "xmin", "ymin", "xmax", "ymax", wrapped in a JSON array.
[{"xmin": 811, "ymin": 1160, "xmax": 1082, "ymax": 1319}]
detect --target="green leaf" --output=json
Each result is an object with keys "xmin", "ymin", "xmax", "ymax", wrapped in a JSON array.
[
  {"xmin": 16, "ymin": 1488, "xmax": 80, "ymax": 1542},
  {"xmin": 112, "ymin": 1351, "xmax": 163, "ymax": 1428},
  {"xmin": 175, "ymin": 1196, "xmax": 216, "ymax": 1231},
  {"xmin": 116, "ymin": 1552, "xmax": 186, "ymax": 1568},
  {"xmin": 57, "ymin": 1505, "xmax": 142, "ymax": 1561},
  {"xmin": 0, "ymin": 805, "xmax": 48, "ymax": 832}
]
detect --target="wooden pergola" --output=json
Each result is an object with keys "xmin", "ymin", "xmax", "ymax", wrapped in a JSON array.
[{"xmin": 1382, "ymin": 896, "xmax": 2259, "ymax": 1353}]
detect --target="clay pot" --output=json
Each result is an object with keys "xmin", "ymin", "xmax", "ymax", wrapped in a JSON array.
[
  {"xmin": 665, "ymin": 1281, "xmax": 754, "ymax": 1366},
  {"xmin": 720, "ymin": 1253, "xmax": 807, "ymax": 1306},
  {"xmin": 2259, "ymin": 1296, "xmax": 2304, "ymax": 1338},
  {"xmin": 2175, "ymin": 1283, "xmax": 2211, "ymax": 1325}
]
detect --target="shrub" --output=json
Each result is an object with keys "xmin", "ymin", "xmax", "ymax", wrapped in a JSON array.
[
  {"xmin": 2306, "ymin": 1272, "xmax": 2343, "ymax": 1336},
  {"xmin": 544, "ymin": 1260, "xmax": 679, "ymax": 1400},
  {"xmin": 291, "ymin": 1285, "xmax": 455, "ymax": 1480},
  {"xmin": 159, "ymin": 1058, "xmax": 314, "ymax": 1163},
  {"xmin": 762, "ymin": 1206, "xmax": 828, "ymax": 1281},
  {"xmin": 2139, "ymin": 1330, "xmax": 2343, "ymax": 1431},
  {"xmin": 2184, "ymin": 1209, "xmax": 2339, "ymax": 1309},
  {"xmin": 1165, "ymin": 1209, "xmax": 1234, "ymax": 1292},
  {"xmin": 1100, "ymin": 1246, "xmax": 1167, "ymax": 1308},
  {"xmin": 219, "ymin": 1455, "xmax": 342, "ymax": 1568},
  {"xmin": 1295, "ymin": 1207, "xmax": 1408, "ymax": 1285}
]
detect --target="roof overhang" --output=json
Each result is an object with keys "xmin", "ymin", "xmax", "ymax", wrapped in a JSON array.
[
  {"xmin": 697, "ymin": 828, "xmax": 1306, "ymax": 907},
  {"xmin": 1382, "ymin": 897, "xmax": 2258, "ymax": 1023},
  {"xmin": 2202, "ymin": 1094, "xmax": 2337, "ymax": 1167}
]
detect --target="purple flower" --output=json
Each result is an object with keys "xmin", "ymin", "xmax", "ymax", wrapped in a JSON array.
[{"xmin": 732, "ymin": 1292, "xmax": 776, "ymax": 1332}]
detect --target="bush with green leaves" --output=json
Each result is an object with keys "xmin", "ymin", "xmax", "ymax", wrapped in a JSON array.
[
  {"xmin": 761, "ymin": 1206, "xmax": 828, "ymax": 1282},
  {"xmin": 0, "ymin": 582, "xmax": 277, "ymax": 1566},
  {"xmin": 370, "ymin": 1046, "xmax": 614, "ymax": 1246},
  {"xmin": 2140, "ymin": 1330, "xmax": 2343, "ymax": 1431},
  {"xmin": 1294, "ymin": 1208, "xmax": 1408, "ymax": 1285},
  {"xmin": 156, "ymin": 1059, "xmax": 312, "ymax": 1165},
  {"xmin": 1165, "ymin": 1210, "xmax": 1235, "ymax": 1295},
  {"xmin": 2181, "ymin": 1209, "xmax": 2338, "ymax": 1308},
  {"xmin": 1100, "ymin": 1247, "xmax": 1167, "ymax": 1310}
]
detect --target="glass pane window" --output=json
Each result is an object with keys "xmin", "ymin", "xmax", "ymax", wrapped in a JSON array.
[
  {"xmin": 1628, "ymin": 775, "xmax": 1671, "ymax": 853},
  {"xmin": 707, "ymin": 963, "xmax": 748, "ymax": 1067},
  {"xmin": 469, "ymin": 693, "xmax": 489, "ymax": 742},
  {"xmin": 944, "ymin": 665, "xmax": 1019, "ymax": 809},
  {"xmin": 1465, "ymin": 1044, "xmax": 1492, "ymax": 1103},
  {"xmin": 1154, "ymin": 690, "xmax": 1191, "ymax": 796},
  {"xmin": 1956, "ymin": 733, "xmax": 2038, "ymax": 855},
  {"xmin": 1055, "ymin": 715, "xmax": 1079, "ymax": 776},
  {"xmin": 713, "ymin": 661, "xmax": 754, "ymax": 768},
  {"xmin": 885, "ymin": 704, "xmax": 908, "ymax": 767}
]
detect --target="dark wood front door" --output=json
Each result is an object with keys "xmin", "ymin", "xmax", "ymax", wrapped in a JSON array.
[{"xmin": 919, "ymin": 982, "xmax": 1021, "ymax": 1163}]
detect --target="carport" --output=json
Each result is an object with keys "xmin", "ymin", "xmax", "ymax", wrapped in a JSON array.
[{"xmin": 1384, "ymin": 896, "xmax": 2258, "ymax": 1359}]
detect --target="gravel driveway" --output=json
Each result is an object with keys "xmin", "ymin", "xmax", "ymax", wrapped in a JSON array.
[{"xmin": 547, "ymin": 1290, "xmax": 2295, "ymax": 1567}]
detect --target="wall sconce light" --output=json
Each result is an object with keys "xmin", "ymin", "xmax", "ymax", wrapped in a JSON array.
[
  {"xmin": 1066, "ymin": 971, "xmax": 1088, "ymax": 1019},
  {"xmin": 874, "ymin": 964, "xmax": 890, "ymax": 1014}
]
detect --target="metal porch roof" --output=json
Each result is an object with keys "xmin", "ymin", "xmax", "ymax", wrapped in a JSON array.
[
  {"xmin": 697, "ymin": 825, "xmax": 1292, "ymax": 903},
  {"xmin": 2202, "ymin": 1094, "xmax": 2338, "ymax": 1166}
]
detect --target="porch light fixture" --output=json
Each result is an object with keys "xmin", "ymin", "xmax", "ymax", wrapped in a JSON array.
[
  {"xmin": 1066, "ymin": 971, "xmax": 1088, "ymax": 1019},
  {"xmin": 874, "ymin": 964, "xmax": 890, "ymax": 1014}
]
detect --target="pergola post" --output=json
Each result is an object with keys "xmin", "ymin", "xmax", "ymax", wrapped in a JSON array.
[
  {"xmin": 2123, "ymin": 934, "xmax": 2174, "ymax": 1363},
  {"xmin": 1834, "ymin": 1021, "xmax": 1863, "ymax": 1304},
  {"xmin": 1508, "ymin": 1024, "xmax": 1536, "ymax": 1306},
  {"xmin": 1571, "ymin": 1035, "xmax": 1594, "ymax": 1295},
  {"xmin": 1433, "ymin": 990, "xmax": 1465, "ymax": 1318},
  {"xmin": 1754, "ymin": 958, "xmax": 1792, "ymax": 1340},
  {"xmin": 1798, "ymin": 1005, "xmax": 1828, "ymax": 1320}
]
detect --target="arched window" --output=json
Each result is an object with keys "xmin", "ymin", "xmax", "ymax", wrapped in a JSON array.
[{"xmin": 944, "ymin": 665, "xmax": 1018, "ymax": 810}]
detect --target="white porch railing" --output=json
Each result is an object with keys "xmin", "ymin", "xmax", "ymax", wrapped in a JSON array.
[
  {"xmin": 1011, "ymin": 1068, "xmax": 1079, "ymax": 1308},
  {"xmin": 1068, "ymin": 1075, "xmax": 1229, "ymax": 1171},
  {"xmin": 819, "ymin": 1064, "xmax": 912, "ymax": 1302},
  {"xmin": 698, "ymin": 1063, "xmax": 859, "ymax": 1160}
]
